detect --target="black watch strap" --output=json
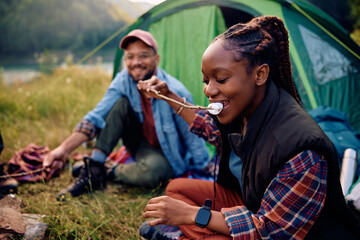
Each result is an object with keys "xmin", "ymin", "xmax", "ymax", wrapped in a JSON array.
[
  {"xmin": 195, "ymin": 199, "xmax": 212, "ymax": 228},
  {"xmin": 203, "ymin": 199, "xmax": 212, "ymax": 209}
]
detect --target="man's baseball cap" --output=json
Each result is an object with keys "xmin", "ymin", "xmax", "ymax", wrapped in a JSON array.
[{"xmin": 119, "ymin": 29, "xmax": 158, "ymax": 53}]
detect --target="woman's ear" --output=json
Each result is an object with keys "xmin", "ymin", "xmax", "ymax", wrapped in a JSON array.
[{"xmin": 255, "ymin": 64, "xmax": 269, "ymax": 86}]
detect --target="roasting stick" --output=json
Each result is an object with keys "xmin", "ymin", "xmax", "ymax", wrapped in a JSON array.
[
  {"xmin": 0, "ymin": 167, "xmax": 46, "ymax": 179},
  {"xmin": 150, "ymin": 89, "xmax": 211, "ymax": 110}
]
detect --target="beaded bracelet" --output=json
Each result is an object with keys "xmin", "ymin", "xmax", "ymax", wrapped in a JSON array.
[{"xmin": 176, "ymin": 97, "xmax": 186, "ymax": 115}]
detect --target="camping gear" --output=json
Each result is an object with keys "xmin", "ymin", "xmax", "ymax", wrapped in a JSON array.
[
  {"xmin": 112, "ymin": 0, "xmax": 360, "ymax": 132},
  {"xmin": 7, "ymin": 144, "xmax": 65, "ymax": 182},
  {"xmin": 346, "ymin": 176, "xmax": 360, "ymax": 213},
  {"xmin": 340, "ymin": 148, "xmax": 358, "ymax": 195},
  {"xmin": 308, "ymin": 106, "xmax": 360, "ymax": 179}
]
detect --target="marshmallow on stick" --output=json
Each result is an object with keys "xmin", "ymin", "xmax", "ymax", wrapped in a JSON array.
[{"xmin": 150, "ymin": 89, "xmax": 223, "ymax": 115}]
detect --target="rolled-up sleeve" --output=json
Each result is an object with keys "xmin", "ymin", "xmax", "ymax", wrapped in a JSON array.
[
  {"xmin": 221, "ymin": 150, "xmax": 327, "ymax": 239},
  {"xmin": 74, "ymin": 119, "xmax": 98, "ymax": 140},
  {"xmin": 189, "ymin": 110, "xmax": 220, "ymax": 147}
]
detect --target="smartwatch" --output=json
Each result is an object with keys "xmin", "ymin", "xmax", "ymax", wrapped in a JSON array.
[{"xmin": 195, "ymin": 199, "xmax": 212, "ymax": 228}]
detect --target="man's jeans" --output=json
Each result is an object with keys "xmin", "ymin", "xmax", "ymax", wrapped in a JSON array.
[{"xmin": 94, "ymin": 98, "xmax": 173, "ymax": 188}]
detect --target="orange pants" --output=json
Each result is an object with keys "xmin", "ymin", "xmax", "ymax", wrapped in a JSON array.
[{"xmin": 165, "ymin": 178, "xmax": 243, "ymax": 240}]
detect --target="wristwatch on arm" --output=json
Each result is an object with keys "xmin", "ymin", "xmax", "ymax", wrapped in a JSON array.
[{"xmin": 195, "ymin": 199, "xmax": 212, "ymax": 228}]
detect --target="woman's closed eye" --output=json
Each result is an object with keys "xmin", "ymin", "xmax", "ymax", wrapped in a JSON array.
[
  {"xmin": 216, "ymin": 78, "xmax": 228, "ymax": 84},
  {"xmin": 202, "ymin": 78, "xmax": 209, "ymax": 84},
  {"xmin": 202, "ymin": 77, "xmax": 228, "ymax": 85}
]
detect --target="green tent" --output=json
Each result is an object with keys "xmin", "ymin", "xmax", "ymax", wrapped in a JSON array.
[{"xmin": 112, "ymin": 0, "xmax": 360, "ymax": 132}]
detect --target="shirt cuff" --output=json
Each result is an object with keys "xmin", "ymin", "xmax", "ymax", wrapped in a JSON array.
[
  {"xmin": 189, "ymin": 109, "xmax": 207, "ymax": 135},
  {"xmin": 74, "ymin": 119, "xmax": 97, "ymax": 140},
  {"xmin": 221, "ymin": 206, "xmax": 258, "ymax": 239}
]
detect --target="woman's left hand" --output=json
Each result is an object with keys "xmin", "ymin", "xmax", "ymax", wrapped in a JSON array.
[
  {"xmin": 143, "ymin": 196, "xmax": 199, "ymax": 226},
  {"xmin": 137, "ymin": 75, "xmax": 170, "ymax": 99}
]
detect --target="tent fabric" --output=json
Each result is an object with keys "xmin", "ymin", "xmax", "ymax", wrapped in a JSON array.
[
  {"xmin": 112, "ymin": 0, "xmax": 360, "ymax": 132},
  {"xmin": 149, "ymin": 5, "xmax": 227, "ymax": 107}
]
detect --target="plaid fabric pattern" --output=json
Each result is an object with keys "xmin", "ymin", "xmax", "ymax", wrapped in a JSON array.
[
  {"xmin": 74, "ymin": 119, "xmax": 98, "ymax": 140},
  {"xmin": 189, "ymin": 110, "xmax": 220, "ymax": 146},
  {"xmin": 221, "ymin": 150, "xmax": 327, "ymax": 239}
]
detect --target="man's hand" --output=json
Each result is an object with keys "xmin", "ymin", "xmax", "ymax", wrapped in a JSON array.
[
  {"xmin": 43, "ymin": 146, "xmax": 68, "ymax": 171},
  {"xmin": 43, "ymin": 131, "xmax": 88, "ymax": 171}
]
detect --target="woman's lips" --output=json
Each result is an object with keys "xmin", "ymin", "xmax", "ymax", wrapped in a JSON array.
[{"xmin": 219, "ymin": 101, "xmax": 229, "ymax": 115}]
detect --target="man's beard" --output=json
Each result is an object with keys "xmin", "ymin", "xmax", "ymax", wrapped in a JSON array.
[
  {"xmin": 143, "ymin": 67, "xmax": 156, "ymax": 81},
  {"xmin": 131, "ymin": 67, "xmax": 156, "ymax": 82}
]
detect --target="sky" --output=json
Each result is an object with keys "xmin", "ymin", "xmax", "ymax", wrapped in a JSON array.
[{"xmin": 129, "ymin": 0, "xmax": 165, "ymax": 5}]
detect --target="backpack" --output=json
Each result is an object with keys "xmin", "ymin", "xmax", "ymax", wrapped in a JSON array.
[{"xmin": 308, "ymin": 106, "xmax": 360, "ymax": 178}]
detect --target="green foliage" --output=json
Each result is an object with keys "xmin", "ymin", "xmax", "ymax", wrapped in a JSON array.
[
  {"xmin": 350, "ymin": 0, "xmax": 360, "ymax": 45},
  {"xmin": 350, "ymin": 0, "xmax": 360, "ymax": 29},
  {"xmin": 0, "ymin": 0, "xmax": 128, "ymax": 56},
  {"xmin": 0, "ymin": 66, "xmax": 161, "ymax": 239}
]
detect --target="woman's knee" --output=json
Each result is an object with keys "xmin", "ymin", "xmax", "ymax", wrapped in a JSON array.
[{"xmin": 165, "ymin": 178, "xmax": 191, "ymax": 196}]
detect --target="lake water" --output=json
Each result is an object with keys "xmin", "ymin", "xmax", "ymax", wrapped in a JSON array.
[{"xmin": 1, "ymin": 62, "xmax": 114, "ymax": 85}]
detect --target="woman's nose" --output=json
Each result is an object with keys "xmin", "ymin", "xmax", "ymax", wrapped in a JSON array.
[{"xmin": 203, "ymin": 80, "xmax": 219, "ymax": 98}]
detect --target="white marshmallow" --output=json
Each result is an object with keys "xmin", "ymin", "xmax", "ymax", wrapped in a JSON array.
[{"xmin": 207, "ymin": 102, "xmax": 223, "ymax": 115}]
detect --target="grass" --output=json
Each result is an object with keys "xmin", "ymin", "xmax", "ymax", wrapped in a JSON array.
[{"xmin": 0, "ymin": 65, "xmax": 162, "ymax": 239}]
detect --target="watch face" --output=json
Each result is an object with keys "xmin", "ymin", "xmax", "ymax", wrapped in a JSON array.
[{"xmin": 196, "ymin": 208, "xmax": 211, "ymax": 226}]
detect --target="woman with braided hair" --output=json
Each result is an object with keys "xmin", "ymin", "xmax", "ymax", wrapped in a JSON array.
[{"xmin": 138, "ymin": 15, "xmax": 360, "ymax": 239}]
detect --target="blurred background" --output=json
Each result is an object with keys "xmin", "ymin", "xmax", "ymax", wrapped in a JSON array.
[
  {"xmin": 0, "ymin": 0, "xmax": 359, "ymax": 85},
  {"xmin": 0, "ymin": 0, "xmax": 164, "ymax": 84}
]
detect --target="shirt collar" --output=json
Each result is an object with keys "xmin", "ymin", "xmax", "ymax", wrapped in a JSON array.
[{"xmin": 228, "ymin": 81, "xmax": 280, "ymax": 159}]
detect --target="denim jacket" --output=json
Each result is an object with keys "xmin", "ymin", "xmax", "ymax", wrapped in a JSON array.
[{"xmin": 83, "ymin": 68, "xmax": 210, "ymax": 176}]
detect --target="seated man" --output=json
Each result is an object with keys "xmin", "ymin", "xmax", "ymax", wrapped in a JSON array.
[{"xmin": 43, "ymin": 29, "xmax": 210, "ymax": 199}]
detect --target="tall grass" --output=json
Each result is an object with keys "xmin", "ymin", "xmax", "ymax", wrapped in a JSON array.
[
  {"xmin": 0, "ymin": 65, "xmax": 109, "ymax": 158},
  {"xmin": 0, "ymin": 65, "xmax": 160, "ymax": 239}
]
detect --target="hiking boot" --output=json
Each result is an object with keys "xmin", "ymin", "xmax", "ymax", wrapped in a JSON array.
[
  {"xmin": 0, "ymin": 163, "xmax": 18, "ymax": 196},
  {"xmin": 57, "ymin": 157, "xmax": 106, "ymax": 201},
  {"xmin": 71, "ymin": 160, "xmax": 84, "ymax": 178},
  {"xmin": 105, "ymin": 159, "xmax": 119, "ymax": 182},
  {"xmin": 139, "ymin": 220, "xmax": 183, "ymax": 240}
]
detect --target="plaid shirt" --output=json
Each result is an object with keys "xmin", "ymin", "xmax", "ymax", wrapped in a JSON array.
[
  {"xmin": 74, "ymin": 119, "xmax": 98, "ymax": 140},
  {"xmin": 189, "ymin": 110, "xmax": 220, "ymax": 146},
  {"xmin": 189, "ymin": 110, "xmax": 328, "ymax": 239}
]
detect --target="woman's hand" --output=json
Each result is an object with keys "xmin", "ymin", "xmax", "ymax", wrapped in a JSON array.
[
  {"xmin": 137, "ymin": 76, "xmax": 170, "ymax": 99},
  {"xmin": 138, "ymin": 75, "xmax": 196, "ymax": 125},
  {"xmin": 143, "ymin": 196, "xmax": 199, "ymax": 226}
]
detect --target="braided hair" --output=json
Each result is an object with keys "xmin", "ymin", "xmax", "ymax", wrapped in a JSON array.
[{"xmin": 214, "ymin": 15, "xmax": 302, "ymax": 106}]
